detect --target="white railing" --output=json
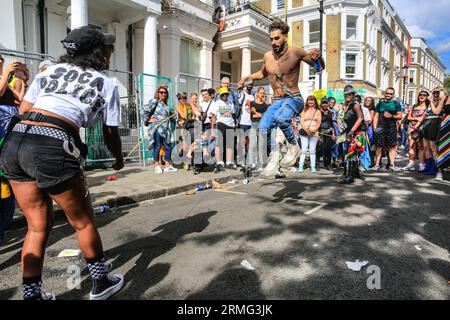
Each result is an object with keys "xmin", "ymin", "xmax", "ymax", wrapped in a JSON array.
[{"xmin": 223, "ymin": 8, "xmax": 272, "ymax": 33}]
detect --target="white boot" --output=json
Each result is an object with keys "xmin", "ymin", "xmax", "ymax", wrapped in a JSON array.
[
  {"xmin": 262, "ymin": 149, "xmax": 280, "ymax": 177},
  {"xmin": 280, "ymin": 143, "xmax": 300, "ymax": 168}
]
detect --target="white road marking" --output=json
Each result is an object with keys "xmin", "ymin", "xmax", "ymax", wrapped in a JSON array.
[
  {"xmin": 213, "ymin": 189, "xmax": 248, "ymax": 196},
  {"xmin": 284, "ymin": 198, "xmax": 328, "ymax": 215},
  {"xmin": 304, "ymin": 203, "xmax": 327, "ymax": 215}
]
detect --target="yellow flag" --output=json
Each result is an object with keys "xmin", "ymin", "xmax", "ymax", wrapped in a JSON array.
[
  {"xmin": 285, "ymin": 0, "xmax": 292, "ymax": 46},
  {"xmin": 1, "ymin": 181, "xmax": 11, "ymax": 199}
]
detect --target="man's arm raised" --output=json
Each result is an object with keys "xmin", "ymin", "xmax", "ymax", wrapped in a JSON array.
[
  {"xmin": 299, "ymin": 48, "xmax": 325, "ymax": 70},
  {"xmin": 238, "ymin": 56, "xmax": 268, "ymax": 88}
]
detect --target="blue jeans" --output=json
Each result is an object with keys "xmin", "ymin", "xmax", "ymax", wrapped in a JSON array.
[
  {"xmin": 153, "ymin": 131, "xmax": 173, "ymax": 162},
  {"xmin": 259, "ymin": 97, "xmax": 304, "ymax": 150}
]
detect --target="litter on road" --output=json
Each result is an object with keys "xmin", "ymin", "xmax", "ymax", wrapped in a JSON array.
[
  {"xmin": 345, "ymin": 260, "xmax": 369, "ymax": 271},
  {"xmin": 57, "ymin": 249, "xmax": 81, "ymax": 258},
  {"xmin": 240, "ymin": 260, "xmax": 255, "ymax": 270},
  {"xmin": 414, "ymin": 245, "xmax": 422, "ymax": 251}
]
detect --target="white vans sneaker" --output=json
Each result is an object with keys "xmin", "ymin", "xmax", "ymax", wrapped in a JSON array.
[
  {"xmin": 279, "ymin": 143, "xmax": 300, "ymax": 168},
  {"xmin": 435, "ymin": 172, "xmax": 443, "ymax": 180},
  {"xmin": 155, "ymin": 166, "xmax": 163, "ymax": 174},
  {"xmin": 165, "ymin": 165, "xmax": 178, "ymax": 172},
  {"xmin": 402, "ymin": 163, "xmax": 415, "ymax": 171}
]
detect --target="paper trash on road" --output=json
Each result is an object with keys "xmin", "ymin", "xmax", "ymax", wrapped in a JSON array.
[
  {"xmin": 345, "ymin": 259, "xmax": 369, "ymax": 271},
  {"xmin": 184, "ymin": 189, "xmax": 197, "ymax": 195},
  {"xmin": 228, "ymin": 180, "xmax": 237, "ymax": 184},
  {"xmin": 58, "ymin": 249, "xmax": 81, "ymax": 258},
  {"xmin": 313, "ymin": 244, "xmax": 318, "ymax": 247},
  {"xmin": 240, "ymin": 260, "xmax": 255, "ymax": 270},
  {"xmin": 212, "ymin": 179, "xmax": 226, "ymax": 189},
  {"xmin": 414, "ymin": 245, "xmax": 422, "ymax": 251}
]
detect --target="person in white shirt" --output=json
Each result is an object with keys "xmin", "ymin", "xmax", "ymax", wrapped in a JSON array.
[
  {"xmin": 210, "ymin": 87, "xmax": 237, "ymax": 172},
  {"xmin": 0, "ymin": 26, "xmax": 124, "ymax": 301},
  {"xmin": 237, "ymin": 81, "xmax": 255, "ymax": 167},
  {"xmin": 200, "ymin": 88, "xmax": 216, "ymax": 133}
]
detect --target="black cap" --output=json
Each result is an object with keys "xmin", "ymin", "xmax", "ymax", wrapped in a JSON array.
[
  {"xmin": 61, "ymin": 26, "xmax": 116, "ymax": 54},
  {"xmin": 344, "ymin": 85, "xmax": 356, "ymax": 95},
  {"xmin": 321, "ymin": 97, "xmax": 329, "ymax": 104}
]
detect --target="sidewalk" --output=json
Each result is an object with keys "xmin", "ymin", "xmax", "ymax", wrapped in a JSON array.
[{"xmin": 11, "ymin": 164, "xmax": 252, "ymax": 225}]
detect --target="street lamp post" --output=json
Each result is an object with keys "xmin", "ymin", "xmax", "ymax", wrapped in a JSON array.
[
  {"xmin": 318, "ymin": 0, "xmax": 324, "ymax": 90},
  {"xmin": 402, "ymin": 64, "xmax": 409, "ymax": 104}
]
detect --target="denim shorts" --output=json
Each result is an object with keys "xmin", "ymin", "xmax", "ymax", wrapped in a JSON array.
[{"xmin": 0, "ymin": 124, "xmax": 82, "ymax": 188}]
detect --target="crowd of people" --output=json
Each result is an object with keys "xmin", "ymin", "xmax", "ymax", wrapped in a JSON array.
[
  {"xmin": 142, "ymin": 79, "xmax": 449, "ymax": 184},
  {"xmin": 0, "ymin": 20, "xmax": 449, "ymax": 301}
]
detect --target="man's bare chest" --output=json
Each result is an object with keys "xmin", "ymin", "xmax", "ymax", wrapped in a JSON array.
[{"xmin": 265, "ymin": 54, "xmax": 299, "ymax": 75}]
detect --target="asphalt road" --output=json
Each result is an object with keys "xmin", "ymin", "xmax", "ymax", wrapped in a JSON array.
[{"xmin": 0, "ymin": 167, "xmax": 449, "ymax": 300}]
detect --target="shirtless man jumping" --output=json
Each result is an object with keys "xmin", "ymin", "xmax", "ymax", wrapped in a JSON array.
[{"xmin": 239, "ymin": 20, "xmax": 325, "ymax": 176}]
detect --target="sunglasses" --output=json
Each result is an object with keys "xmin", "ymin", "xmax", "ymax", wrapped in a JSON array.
[
  {"xmin": 385, "ymin": 92, "xmax": 394, "ymax": 95},
  {"xmin": 433, "ymin": 91, "xmax": 440, "ymax": 95},
  {"xmin": 159, "ymin": 91, "xmax": 168, "ymax": 94},
  {"xmin": 419, "ymin": 93, "xmax": 428, "ymax": 97}
]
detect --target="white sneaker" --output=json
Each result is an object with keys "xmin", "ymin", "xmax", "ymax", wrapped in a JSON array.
[
  {"xmin": 279, "ymin": 143, "xmax": 300, "ymax": 168},
  {"xmin": 389, "ymin": 165, "xmax": 401, "ymax": 172},
  {"xmin": 165, "ymin": 165, "xmax": 178, "ymax": 172},
  {"xmin": 435, "ymin": 172, "xmax": 443, "ymax": 180},
  {"xmin": 155, "ymin": 166, "xmax": 163, "ymax": 174},
  {"xmin": 262, "ymin": 149, "xmax": 280, "ymax": 177},
  {"xmin": 402, "ymin": 163, "xmax": 415, "ymax": 171},
  {"xmin": 418, "ymin": 163, "xmax": 426, "ymax": 172},
  {"xmin": 371, "ymin": 164, "xmax": 381, "ymax": 171}
]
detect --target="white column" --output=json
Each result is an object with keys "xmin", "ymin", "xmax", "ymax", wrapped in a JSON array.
[
  {"xmin": 71, "ymin": 0, "xmax": 88, "ymax": 29},
  {"xmin": 213, "ymin": 52, "xmax": 221, "ymax": 82},
  {"xmin": 107, "ymin": 23, "xmax": 128, "ymax": 97},
  {"xmin": 200, "ymin": 41, "xmax": 214, "ymax": 80},
  {"xmin": 241, "ymin": 47, "xmax": 252, "ymax": 78},
  {"xmin": 144, "ymin": 14, "xmax": 158, "ymax": 76}
]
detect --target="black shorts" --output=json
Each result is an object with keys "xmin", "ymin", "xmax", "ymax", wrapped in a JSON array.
[
  {"xmin": 374, "ymin": 125, "xmax": 398, "ymax": 148},
  {"xmin": 423, "ymin": 118, "xmax": 440, "ymax": 141},
  {"xmin": 0, "ymin": 124, "xmax": 82, "ymax": 189}
]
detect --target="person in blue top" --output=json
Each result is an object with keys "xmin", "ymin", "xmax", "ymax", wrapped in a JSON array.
[{"xmin": 372, "ymin": 87, "xmax": 403, "ymax": 171}]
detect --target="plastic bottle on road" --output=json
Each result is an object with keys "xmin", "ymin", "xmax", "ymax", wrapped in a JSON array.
[
  {"xmin": 93, "ymin": 205, "xmax": 109, "ymax": 215},
  {"xmin": 197, "ymin": 184, "xmax": 212, "ymax": 191}
]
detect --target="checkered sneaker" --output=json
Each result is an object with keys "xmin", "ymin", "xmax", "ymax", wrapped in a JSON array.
[
  {"xmin": 13, "ymin": 123, "xmax": 69, "ymax": 141},
  {"xmin": 22, "ymin": 281, "xmax": 42, "ymax": 298},
  {"xmin": 87, "ymin": 259, "xmax": 108, "ymax": 280}
]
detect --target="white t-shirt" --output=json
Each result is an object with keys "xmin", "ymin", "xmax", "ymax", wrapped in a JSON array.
[
  {"xmin": 200, "ymin": 99, "xmax": 214, "ymax": 124},
  {"xmin": 239, "ymin": 91, "xmax": 254, "ymax": 126},
  {"xmin": 24, "ymin": 63, "xmax": 120, "ymax": 128},
  {"xmin": 361, "ymin": 106, "xmax": 371, "ymax": 122},
  {"xmin": 210, "ymin": 99, "xmax": 235, "ymax": 127}
]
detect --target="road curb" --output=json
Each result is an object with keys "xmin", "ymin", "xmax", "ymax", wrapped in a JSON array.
[{"xmin": 9, "ymin": 171, "xmax": 255, "ymax": 230}]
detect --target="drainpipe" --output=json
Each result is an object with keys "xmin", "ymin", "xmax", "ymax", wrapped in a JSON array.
[{"xmin": 38, "ymin": 0, "xmax": 46, "ymax": 54}]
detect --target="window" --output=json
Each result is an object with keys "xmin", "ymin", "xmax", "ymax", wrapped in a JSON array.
[
  {"xmin": 277, "ymin": 0, "xmax": 284, "ymax": 10},
  {"xmin": 411, "ymin": 51, "xmax": 417, "ymax": 64},
  {"xmin": 180, "ymin": 39, "xmax": 201, "ymax": 76},
  {"xmin": 408, "ymin": 90, "xmax": 415, "ymax": 105},
  {"xmin": 220, "ymin": 61, "xmax": 232, "ymax": 80},
  {"xmin": 309, "ymin": 19, "xmax": 320, "ymax": 44},
  {"xmin": 345, "ymin": 54, "xmax": 357, "ymax": 78},
  {"xmin": 346, "ymin": 16, "xmax": 358, "ymax": 40},
  {"xmin": 409, "ymin": 69, "xmax": 416, "ymax": 84}
]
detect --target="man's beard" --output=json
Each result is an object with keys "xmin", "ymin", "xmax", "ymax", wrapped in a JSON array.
[{"xmin": 273, "ymin": 42, "xmax": 287, "ymax": 56}]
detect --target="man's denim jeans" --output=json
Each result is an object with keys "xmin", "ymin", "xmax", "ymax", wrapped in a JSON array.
[{"xmin": 259, "ymin": 97, "xmax": 304, "ymax": 150}]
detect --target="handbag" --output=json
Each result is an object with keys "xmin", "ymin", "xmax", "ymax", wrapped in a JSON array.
[
  {"xmin": 201, "ymin": 100, "xmax": 213, "ymax": 123},
  {"xmin": 300, "ymin": 109, "xmax": 318, "ymax": 136}
]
